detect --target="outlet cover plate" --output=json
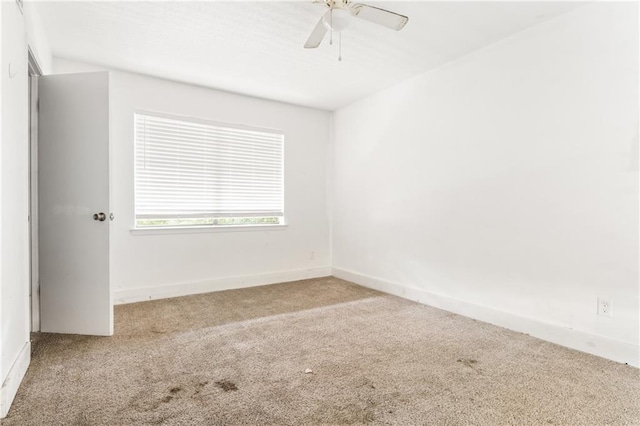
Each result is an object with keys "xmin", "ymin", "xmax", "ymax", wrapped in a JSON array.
[{"xmin": 597, "ymin": 297, "xmax": 613, "ymax": 317}]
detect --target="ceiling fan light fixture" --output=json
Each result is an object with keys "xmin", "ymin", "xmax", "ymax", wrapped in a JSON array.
[{"xmin": 322, "ymin": 8, "xmax": 352, "ymax": 32}]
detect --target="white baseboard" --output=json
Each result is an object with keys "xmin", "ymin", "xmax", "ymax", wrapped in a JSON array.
[
  {"xmin": 1, "ymin": 341, "xmax": 31, "ymax": 418},
  {"xmin": 114, "ymin": 266, "xmax": 333, "ymax": 305},
  {"xmin": 332, "ymin": 267, "xmax": 639, "ymax": 368}
]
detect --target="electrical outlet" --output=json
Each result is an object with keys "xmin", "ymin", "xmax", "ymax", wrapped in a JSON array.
[{"xmin": 597, "ymin": 297, "xmax": 613, "ymax": 317}]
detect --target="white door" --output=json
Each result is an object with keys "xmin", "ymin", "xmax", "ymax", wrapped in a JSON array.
[{"xmin": 38, "ymin": 72, "xmax": 112, "ymax": 336}]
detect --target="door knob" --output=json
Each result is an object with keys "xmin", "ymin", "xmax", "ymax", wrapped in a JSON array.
[{"xmin": 93, "ymin": 212, "xmax": 106, "ymax": 222}]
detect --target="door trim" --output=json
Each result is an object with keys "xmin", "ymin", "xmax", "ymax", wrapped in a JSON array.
[{"xmin": 28, "ymin": 48, "xmax": 42, "ymax": 332}]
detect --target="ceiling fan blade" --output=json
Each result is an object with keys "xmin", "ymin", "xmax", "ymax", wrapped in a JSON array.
[
  {"xmin": 304, "ymin": 17, "xmax": 328, "ymax": 49},
  {"xmin": 350, "ymin": 3, "xmax": 408, "ymax": 31}
]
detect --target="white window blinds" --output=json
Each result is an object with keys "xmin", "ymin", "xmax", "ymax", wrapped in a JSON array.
[{"xmin": 135, "ymin": 112, "xmax": 284, "ymax": 225}]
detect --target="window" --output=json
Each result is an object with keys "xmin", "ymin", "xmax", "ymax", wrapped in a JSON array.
[{"xmin": 134, "ymin": 112, "xmax": 284, "ymax": 228}]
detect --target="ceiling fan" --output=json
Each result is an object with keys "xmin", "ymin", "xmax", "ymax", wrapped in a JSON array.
[{"xmin": 304, "ymin": 0, "xmax": 409, "ymax": 59}]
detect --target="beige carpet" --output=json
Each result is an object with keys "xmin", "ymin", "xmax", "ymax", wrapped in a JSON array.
[{"xmin": 4, "ymin": 277, "xmax": 639, "ymax": 425}]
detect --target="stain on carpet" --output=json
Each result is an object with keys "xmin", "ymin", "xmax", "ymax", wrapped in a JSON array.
[
  {"xmin": 127, "ymin": 375, "xmax": 213, "ymax": 415},
  {"xmin": 457, "ymin": 358, "xmax": 484, "ymax": 374},
  {"xmin": 457, "ymin": 358, "xmax": 478, "ymax": 367},
  {"xmin": 215, "ymin": 379, "xmax": 238, "ymax": 392}
]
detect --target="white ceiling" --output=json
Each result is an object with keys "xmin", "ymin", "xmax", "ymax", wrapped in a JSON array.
[{"xmin": 35, "ymin": 1, "xmax": 584, "ymax": 110}]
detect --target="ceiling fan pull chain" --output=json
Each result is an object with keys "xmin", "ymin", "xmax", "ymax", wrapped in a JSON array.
[{"xmin": 338, "ymin": 32, "xmax": 342, "ymax": 61}]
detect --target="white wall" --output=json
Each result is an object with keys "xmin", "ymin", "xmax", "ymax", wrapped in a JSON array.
[
  {"xmin": 0, "ymin": 0, "xmax": 52, "ymax": 417},
  {"xmin": 332, "ymin": 2, "xmax": 639, "ymax": 366},
  {"xmin": 23, "ymin": 1, "xmax": 52, "ymax": 73},
  {"xmin": 0, "ymin": 1, "xmax": 4, "ymax": 414},
  {"xmin": 1, "ymin": 0, "xmax": 28, "ymax": 394},
  {"xmin": 53, "ymin": 58, "xmax": 332, "ymax": 303}
]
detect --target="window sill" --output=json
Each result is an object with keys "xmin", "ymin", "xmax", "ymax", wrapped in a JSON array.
[{"xmin": 130, "ymin": 224, "xmax": 288, "ymax": 236}]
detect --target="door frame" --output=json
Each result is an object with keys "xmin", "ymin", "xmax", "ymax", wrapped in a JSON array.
[{"xmin": 28, "ymin": 47, "xmax": 42, "ymax": 332}]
